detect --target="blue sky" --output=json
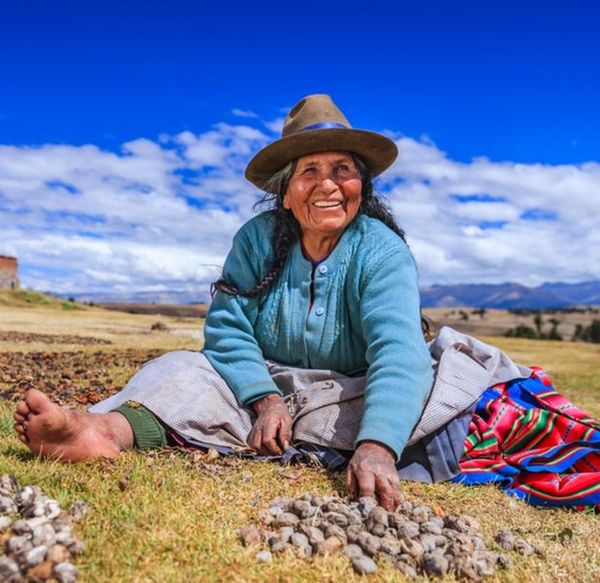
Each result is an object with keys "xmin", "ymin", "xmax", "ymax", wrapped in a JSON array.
[{"xmin": 1, "ymin": 0, "xmax": 599, "ymax": 296}]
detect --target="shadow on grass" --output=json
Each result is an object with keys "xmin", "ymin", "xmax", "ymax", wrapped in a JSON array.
[{"xmin": 1, "ymin": 444, "xmax": 35, "ymax": 460}]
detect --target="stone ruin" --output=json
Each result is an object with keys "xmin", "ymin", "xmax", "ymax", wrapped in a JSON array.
[{"xmin": 0, "ymin": 255, "xmax": 20, "ymax": 290}]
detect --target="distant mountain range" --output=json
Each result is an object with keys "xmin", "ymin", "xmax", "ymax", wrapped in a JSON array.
[
  {"xmin": 69, "ymin": 290, "xmax": 210, "ymax": 305},
  {"xmin": 66, "ymin": 280, "xmax": 600, "ymax": 309},
  {"xmin": 420, "ymin": 280, "xmax": 600, "ymax": 309}
]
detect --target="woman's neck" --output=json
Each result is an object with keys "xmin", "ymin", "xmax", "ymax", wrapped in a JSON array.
[{"xmin": 301, "ymin": 231, "xmax": 342, "ymax": 262}]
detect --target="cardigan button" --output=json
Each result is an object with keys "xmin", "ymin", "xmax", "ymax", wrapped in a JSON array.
[
  {"xmin": 315, "ymin": 307, "xmax": 325, "ymax": 316},
  {"xmin": 318, "ymin": 264, "xmax": 328, "ymax": 274}
]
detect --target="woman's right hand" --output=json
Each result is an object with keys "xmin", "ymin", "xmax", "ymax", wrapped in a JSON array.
[{"xmin": 248, "ymin": 394, "xmax": 292, "ymax": 456}]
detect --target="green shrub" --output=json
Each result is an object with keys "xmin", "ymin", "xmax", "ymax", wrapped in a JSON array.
[
  {"xmin": 14, "ymin": 290, "xmax": 51, "ymax": 305},
  {"xmin": 573, "ymin": 319, "xmax": 600, "ymax": 343},
  {"xmin": 504, "ymin": 324, "xmax": 538, "ymax": 339}
]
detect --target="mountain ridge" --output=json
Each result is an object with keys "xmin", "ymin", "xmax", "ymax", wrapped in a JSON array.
[
  {"xmin": 65, "ymin": 280, "xmax": 600, "ymax": 309},
  {"xmin": 420, "ymin": 280, "xmax": 600, "ymax": 309}
]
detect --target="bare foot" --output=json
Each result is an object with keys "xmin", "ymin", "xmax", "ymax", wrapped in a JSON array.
[{"xmin": 13, "ymin": 389, "xmax": 134, "ymax": 462}]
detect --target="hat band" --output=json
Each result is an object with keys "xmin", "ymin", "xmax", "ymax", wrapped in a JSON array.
[{"xmin": 299, "ymin": 122, "xmax": 348, "ymax": 132}]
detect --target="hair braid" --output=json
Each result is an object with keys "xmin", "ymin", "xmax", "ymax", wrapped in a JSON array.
[{"xmin": 211, "ymin": 161, "xmax": 301, "ymax": 298}]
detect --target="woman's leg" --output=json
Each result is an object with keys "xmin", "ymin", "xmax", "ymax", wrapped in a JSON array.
[
  {"xmin": 13, "ymin": 389, "xmax": 134, "ymax": 461},
  {"xmin": 89, "ymin": 351, "xmax": 255, "ymax": 451},
  {"xmin": 12, "ymin": 350, "xmax": 253, "ymax": 461}
]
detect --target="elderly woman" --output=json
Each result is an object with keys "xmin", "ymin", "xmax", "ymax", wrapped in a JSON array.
[{"xmin": 13, "ymin": 95, "xmax": 434, "ymax": 510}]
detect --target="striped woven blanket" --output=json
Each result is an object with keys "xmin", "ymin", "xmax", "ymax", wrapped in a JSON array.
[{"xmin": 454, "ymin": 367, "xmax": 600, "ymax": 510}]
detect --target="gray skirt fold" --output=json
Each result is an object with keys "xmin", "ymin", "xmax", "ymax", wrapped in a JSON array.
[{"xmin": 89, "ymin": 326, "xmax": 530, "ymax": 454}]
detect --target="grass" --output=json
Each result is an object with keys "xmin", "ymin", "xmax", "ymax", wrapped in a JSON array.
[
  {"xmin": 0, "ymin": 289, "xmax": 54, "ymax": 307},
  {"xmin": 424, "ymin": 307, "xmax": 600, "ymax": 343},
  {"xmin": 1, "ymin": 303, "xmax": 599, "ymax": 582}
]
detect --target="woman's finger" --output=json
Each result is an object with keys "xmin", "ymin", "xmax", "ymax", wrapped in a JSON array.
[
  {"xmin": 277, "ymin": 414, "xmax": 293, "ymax": 450},
  {"xmin": 346, "ymin": 466, "xmax": 358, "ymax": 499},
  {"xmin": 356, "ymin": 468, "xmax": 376, "ymax": 498},
  {"xmin": 276, "ymin": 431, "xmax": 289, "ymax": 452},
  {"xmin": 261, "ymin": 415, "xmax": 284, "ymax": 455},
  {"xmin": 247, "ymin": 425, "xmax": 262, "ymax": 452},
  {"xmin": 263, "ymin": 435, "xmax": 283, "ymax": 456},
  {"xmin": 376, "ymin": 476, "xmax": 400, "ymax": 511}
]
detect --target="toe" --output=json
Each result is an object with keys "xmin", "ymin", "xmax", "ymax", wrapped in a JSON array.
[
  {"xmin": 25, "ymin": 389, "xmax": 51, "ymax": 413},
  {"xmin": 16, "ymin": 400, "xmax": 30, "ymax": 416},
  {"xmin": 14, "ymin": 423, "xmax": 25, "ymax": 434},
  {"xmin": 13, "ymin": 412, "xmax": 26, "ymax": 423},
  {"xmin": 18, "ymin": 433, "xmax": 29, "ymax": 444}
]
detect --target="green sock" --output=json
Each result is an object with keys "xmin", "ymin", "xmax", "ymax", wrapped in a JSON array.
[{"xmin": 111, "ymin": 401, "xmax": 168, "ymax": 450}]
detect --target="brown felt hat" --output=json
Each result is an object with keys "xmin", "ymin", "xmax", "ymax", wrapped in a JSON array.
[{"xmin": 245, "ymin": 94, "xmax": 398, "ymax": 189}]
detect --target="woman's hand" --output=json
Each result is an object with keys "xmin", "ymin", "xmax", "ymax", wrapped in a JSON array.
[
  {"xmin": 346, "ymin": 440, "xmax": 402, "ymax": 511},
  {"xmin": 247, "ymin": 394, "xmax": 292, "ymax": 456}
]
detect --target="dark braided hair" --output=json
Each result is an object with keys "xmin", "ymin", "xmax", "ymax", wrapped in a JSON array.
[{"xmin": 211, "ymin": 153, "xmax": 405, "ymax": 298}]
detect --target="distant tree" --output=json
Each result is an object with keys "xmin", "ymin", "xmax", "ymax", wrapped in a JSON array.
[
  {"xmin": 572, "ymin": 323, "xmax": 585, "ymax": 342},
  {"xmin": 504, "ymin": 325, "xmax": 538, "ymax": 339},
  {"xmin": 471, "ymin": 308, "xmax": 487, "ymax": 319},
  {"xmin": 547, "ymin": 318, "xmax": 562, "ymax": 341},
  {"xmin": 510, "ymin": 308, "xmax": 535, "ymax": 316},
  {"xmin": 588, "ymin": 320, "xmax": 600, "ymax": 343},
  {"xmin": 571, "ymin": 320, "xmax": 600, "ymax": 343},
  {"xmin": 458, "ymin": 310, "xmax": 469, "ymax": 321},
  {"xmin": 533, "ymin": 312, "xmax": 544, "ymax": 337}
]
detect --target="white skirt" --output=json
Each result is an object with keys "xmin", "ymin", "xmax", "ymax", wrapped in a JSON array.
[{"xmin": 89, "ymin": 327, "xmax": 530, "ymax": 453}]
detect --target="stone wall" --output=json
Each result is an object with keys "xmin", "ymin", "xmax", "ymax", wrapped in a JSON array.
[{"xmin": 0, "ymin": 255, "xmax": 20, "ymax": 290}]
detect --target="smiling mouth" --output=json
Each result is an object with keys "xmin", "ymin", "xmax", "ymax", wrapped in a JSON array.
[{"xmin": 312, "ymin": 200, "xmax": 343, "ymax": 208}]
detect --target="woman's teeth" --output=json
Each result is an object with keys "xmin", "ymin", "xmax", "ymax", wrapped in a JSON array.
[{"xmin": 313, "ymin": 201, "xmax": 342, "ymax": 208}]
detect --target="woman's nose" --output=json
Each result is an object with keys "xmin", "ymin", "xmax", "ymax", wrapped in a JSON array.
[{"xmin": 318, "ymin": 176, "xmax": 338, "ymax": 193}]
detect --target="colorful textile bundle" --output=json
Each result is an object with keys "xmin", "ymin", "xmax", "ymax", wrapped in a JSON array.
[{"xmin": 455, "ymin": 367, "xmax": 600, "ymax": 510}]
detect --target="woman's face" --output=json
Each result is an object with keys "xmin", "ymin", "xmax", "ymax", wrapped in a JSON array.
[{"xmin": 283, "ymin": 151, "xmax": 362, "ymax": 243}]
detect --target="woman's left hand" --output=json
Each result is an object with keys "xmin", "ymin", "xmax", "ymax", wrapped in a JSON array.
[
  {"xmin": 247, "ymin": 394, "xmax": 292, "ymax": 456},
  {"xmin": 346, "ymin": 440, "xmax": 402, "ymax": 511}
]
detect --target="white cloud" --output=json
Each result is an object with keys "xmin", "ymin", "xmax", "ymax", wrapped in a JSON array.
[
  {"xmin": 386, "ymin": 138, "xmax": 600, "ymax": 285},
  {"xmin": 232, "ymin": 108, "xmax": 258, "ymax": 118},
  {"xmin": 263, "ymin": 117, "xmax": 285, "ymax": 135},
  {"xmin": 0, "ymin": 117, "xmax": 598, "ymax": 299}
]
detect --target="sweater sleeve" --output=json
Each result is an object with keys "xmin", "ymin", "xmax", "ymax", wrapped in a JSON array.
[
  {"xmin": 355, "ymin": 244, "xmax": 433, "ymax": 461},
  {"xmin": 202, "ymin": 221, "xmax": 282, "ymax": 406}
]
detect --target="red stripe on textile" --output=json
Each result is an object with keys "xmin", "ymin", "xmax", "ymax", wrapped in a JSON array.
[{"xmin": 459, "ymin": 368, "xmax": 600, "ymax": 510}]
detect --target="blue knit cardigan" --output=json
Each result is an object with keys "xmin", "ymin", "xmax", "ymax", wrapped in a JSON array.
[{"xmin": 203, "ymin": 211, "xmax": 433, "ymax": 459}]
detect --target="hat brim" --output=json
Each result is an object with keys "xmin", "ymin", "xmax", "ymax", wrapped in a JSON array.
[{"xmin": 245, "ymin": 128, "xmax": 398, "ymax": 190}]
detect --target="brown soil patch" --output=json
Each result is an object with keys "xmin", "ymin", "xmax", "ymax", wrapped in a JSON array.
[
  {"xmin": 0, "ymin": 330, "xmax": 112, "ymax": 345},
  {"xmin": 100, "ymin": 303, "xmax": 209, "ymax": 318},
  {"xmin": 0, "ymin": 349, "xmax": 163, "ymax": 406}
]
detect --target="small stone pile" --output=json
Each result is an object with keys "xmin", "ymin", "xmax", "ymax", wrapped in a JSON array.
[
  {"xmin": 494, "ymin": 530, "xmax": 539, "ymax": 557},
  {"xmin": 239, "ymin": 493, "xmax": 512, "ymax": 580},
  {"xmin": 0, "ymin": 475, "xmax": 87, "ymax": 582}
]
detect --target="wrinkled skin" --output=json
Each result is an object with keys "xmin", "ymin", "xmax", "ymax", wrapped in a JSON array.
[
  {"xmin": 248, "ymin": 394, "xmax": 292, "ymax": 456},
  {"xmin": 249, "ymin": 395, "xmax": 401, "ymax": 510},
  {"xmin": 250, "ymin": 153, "xmax": 399, "ymax": 498},
  {"xmin": 284, "ymin": 151, "xmax": 363, "ymax": 261},
  {"xmin": 346, "ymin": 440, "xmax": 402, "ymax": 511}
]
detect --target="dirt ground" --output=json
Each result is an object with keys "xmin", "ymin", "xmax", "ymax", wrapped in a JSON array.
[{"xmin": 1, "ymin": 297, "xmax": 599, "ymax": 582}]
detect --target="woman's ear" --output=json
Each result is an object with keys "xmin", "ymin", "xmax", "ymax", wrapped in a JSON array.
[{"xmin": 282, "ymin": 191, "xmax": 291, "ymax": 210}]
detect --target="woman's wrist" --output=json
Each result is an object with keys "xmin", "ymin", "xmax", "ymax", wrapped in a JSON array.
[
  {"xmin": 251, "ymin": 393, "xmax": 286, "ymax": 415},
  {"xmin": 355, "ymin": 440, "xmax": 397, "ymax": 462}
]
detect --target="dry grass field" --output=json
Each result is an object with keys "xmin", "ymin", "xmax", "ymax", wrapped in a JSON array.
[
  {"xmin": 423, "ymin": 307, "xmax": 600, "ymax": 341},
  {"xmin": 1, "ymin": 291, "xmax": 599, "ymax": 582}
]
